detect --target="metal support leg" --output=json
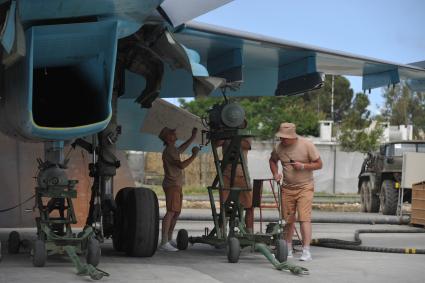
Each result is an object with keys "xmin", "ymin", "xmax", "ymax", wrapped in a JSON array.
[
  {"xmin": 64, "ymin": 246, "xmax": 109, "ymax": 280},
  {"xmin": 255, "ymin": 243, "xmax": 308, "ymax": 275},
  {"xmin": 208, "ymin": 186, "xmax": 222, "ymax": 239}
]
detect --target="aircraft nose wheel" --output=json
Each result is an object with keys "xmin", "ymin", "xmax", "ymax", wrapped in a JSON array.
[
  {"xmin": 227, "ymin": 237, "xmax": 240, "ymax": 263},
  {"xmin": 177, "ymin": 229, "xmax": 189, "ymax": 250},
  {"xmin": 275, "ymin": 239, "xmax": 288, "ymax": 262}
]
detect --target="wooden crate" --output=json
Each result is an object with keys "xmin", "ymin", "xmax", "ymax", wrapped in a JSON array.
[{"xmin": 411, "ymin": 181, "xmax": 425, "ymax": 226}]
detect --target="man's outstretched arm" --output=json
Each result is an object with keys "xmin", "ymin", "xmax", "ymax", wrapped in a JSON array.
[{"xmin": 178, "ymin": 128, "xmax": 198, "ymax": 153}]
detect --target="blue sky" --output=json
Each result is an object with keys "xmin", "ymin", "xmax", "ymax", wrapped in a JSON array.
[{"xmin": 188, "ymin": 0, "xmax": 425, "ymax": 114}]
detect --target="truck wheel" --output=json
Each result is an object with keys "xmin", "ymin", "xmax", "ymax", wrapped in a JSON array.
[
  {"xmin": 125, "ymin": 188, "xmax": 159, "ymax": 257},
  {"xmin": 380, "ymin": 180, "xmax": 398, "ymax": 215},
  {"xmin": 365, "ymin": 181, "xmax": 379, "ymax": 213}
]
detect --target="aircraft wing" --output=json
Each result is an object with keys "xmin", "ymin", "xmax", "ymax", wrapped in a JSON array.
[
  {"xmin": 120, "ymin": 21, "xmax": 425, "ymax": 102},
  {"xmin": 173, "ymin": 21, "xmax": 425, "ymax": 95},
  {"xmin": 117, "ymin": 21, "xmax": 425, "ymax": 151},
  {"xmin": 158, "ymin": 0, "xmax": 233, "ymax": 27}
]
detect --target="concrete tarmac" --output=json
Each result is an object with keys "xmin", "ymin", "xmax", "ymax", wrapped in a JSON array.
[{"xmin": 1, "ymin": 214, "xmax": 425, "ymax": 283}]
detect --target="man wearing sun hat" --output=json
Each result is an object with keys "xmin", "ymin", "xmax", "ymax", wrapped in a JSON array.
[
  {"xmin": 269, "ymin": 122, "xmax": 322, "ymax": 261},
  {"xmin": 158, "ymin": 126, "xmax": 199, "ymax": 251}
]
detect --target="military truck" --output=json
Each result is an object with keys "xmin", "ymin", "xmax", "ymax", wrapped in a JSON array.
[{"xmin": 358, "ymin": 141, "xmax": 425, "ymax": 215}]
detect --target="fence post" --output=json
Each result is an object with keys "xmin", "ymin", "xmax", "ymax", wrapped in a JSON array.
[{"xmin": 332, "ymin": 144, "xmax": 337, "ymax": 194}]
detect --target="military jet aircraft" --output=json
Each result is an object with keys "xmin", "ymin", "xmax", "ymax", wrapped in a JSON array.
[{"xmin": 0, "ymin": 0, "xmax": 424, "ymax": 268}]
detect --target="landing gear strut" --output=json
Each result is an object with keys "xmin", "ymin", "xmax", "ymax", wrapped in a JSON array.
[{"xmin": 73, "ymin": 93, "xmax": 159, "ymax": 256}]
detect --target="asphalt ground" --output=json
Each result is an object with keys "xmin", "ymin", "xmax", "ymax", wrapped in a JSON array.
[{"xmin": 1, "ymin": 210, "xmax": 425, "ymax": 283}]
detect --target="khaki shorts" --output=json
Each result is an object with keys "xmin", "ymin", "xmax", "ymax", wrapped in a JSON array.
[
  {"xmin": 281, "ymin": 185, "xmax": 314, "ymax": 223},
  {"xmin": 221, "ymin": 175, "xmax": 253, "ymax": 209},
  {"xmin": 163, "ymin": 186, "xmax": 183, "ymax": 213}
]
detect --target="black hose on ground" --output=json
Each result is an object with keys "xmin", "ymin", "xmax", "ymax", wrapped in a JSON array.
[
  {"xmin": 300, "ymin": 228, "xmax": 425, "ymax": 254},
  {"xmin": 172, "ymin": 213, "xmax": 411, "ymax": 225}
]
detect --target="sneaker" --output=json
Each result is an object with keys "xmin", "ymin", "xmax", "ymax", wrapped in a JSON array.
[
  {"xmin": 299, "ymin": 249, "xmax": 312, "ymax": 261},
  {"xmin": 158, "ymin": 242, "xmax": 178, "ymax": 252},
  {"xmin": 169, "ymin": 239, "xmax": 177, "ymax": 248},
  {"xmin": 287, "ymin": 249, "xmax": 293, "ymax": 258}
]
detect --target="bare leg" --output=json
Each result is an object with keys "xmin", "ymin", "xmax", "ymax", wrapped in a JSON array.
[
  {"xmin": 284, "ymin": 222, "xmax": 296, "ymax": 245},
  {"xmin": 161, "ymin": 211, "xmax": 176, "ymax": 245},
  {"xmin": 245, "ymin": 208, "xmax": 254, "ymax": 233},
  {"xmin": 168, "ymin": 211, "xmax": 180, "ymax": 241},
  {"xmin": 300, "ymin": 221, "xmax": 312, "ymax": 248}
]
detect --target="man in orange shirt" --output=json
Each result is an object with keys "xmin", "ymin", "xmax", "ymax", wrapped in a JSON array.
[
  {"xmin": 158, "ymin": 127, "xmax": 199, "ymax": 251},
  {"xmin": 269, "ymin": 123, "xmax": 322, "ymax": 261},
  {"xmin": 217, "ymin": 138, "xmax": 254, "ymax": 233}
]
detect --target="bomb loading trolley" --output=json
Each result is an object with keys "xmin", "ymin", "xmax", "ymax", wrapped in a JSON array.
[{"xmin": 176, "ymin": 97, "xmax": 308, "ymax": 275}]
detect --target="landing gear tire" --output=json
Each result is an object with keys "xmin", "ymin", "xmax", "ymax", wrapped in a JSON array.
[
  {"xmin": 32, "ymin": 240, "xmax": 47, "ymax": 267},
  {"xmin": 8, "ymin": 231, "xmax": 20, "ymax": 254},
  {"xmin": 380, "ymin": 180, "xmax": 398, "ymax": 215},
  {"xmin": 113, "ymin": 187, "xmax": 133, "ymax": 252},
  {"xmin": 124, "ymin": 187, "xmax": 159, "ymax": 257},
  {"xmin": 86, "ymin": 238, "xmax": 101, "ymax": 267},
  {"xmin": 227, "ymin": 237, "xmax": 240, "ymax": 263},
  {"xmin": 177, "ymin": 229, "xmax": 189, "ymax": 250},
  {"xmin": 275, "ymin": 239, "xmax": 288, "ymax": 263}
]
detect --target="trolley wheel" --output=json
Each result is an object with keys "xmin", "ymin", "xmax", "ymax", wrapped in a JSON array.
[
  {"xmin": 86, "ymin": 238, "xmax": 101, "ymax": 267},
  {"xmin": 32, "ymin": 240, "xmax": 47, "ymax": 267},
  {"xmin": 275, "ymin": 239, "xmax": 288, "ymax": 262},
  {"xmin": 176, "ymin": 229, "xmax": 189, "ymax": 250},
  {"xmin": 227, "ymin": 237, "xmax": 240, "ymax": 263},
  {"xmin": 8, "ymin": 231, "xmax": 20, "ymax": 254}
]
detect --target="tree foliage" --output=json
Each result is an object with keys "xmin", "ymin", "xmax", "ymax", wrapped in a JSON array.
[
  {"xmin": 178, "ymin": 97, "xmax": 220, "ymax": 118},
  {"xmin": 239, "ymin": 96, "xmax": 323, "ymax": 138},
  {"xmin": 337, "ymin": 92, "xmax": 383, "ymax": 152},
  {"xmin": 381, "ymin": 83, "xmax": 425, "ymax": 138},
  {"xmin": 303, "ymin": 75, "xmax": 354, "ymax": 121},
  {"xmin": 179, "ymin": 96, "xmax": 323, "ymax": 139}
]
